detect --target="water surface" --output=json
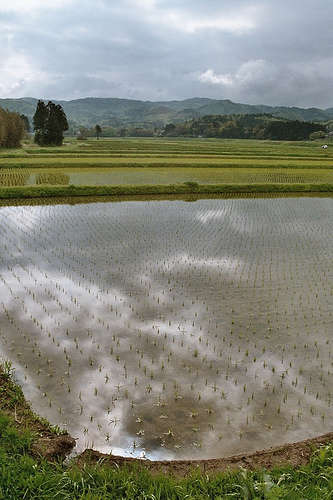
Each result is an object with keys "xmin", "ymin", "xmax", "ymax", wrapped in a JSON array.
[{"xmin": 0, "ymin": 197, "xmax": 332, "ymax": 460}]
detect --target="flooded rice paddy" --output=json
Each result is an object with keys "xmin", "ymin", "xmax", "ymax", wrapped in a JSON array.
[{"xmin": 0, "ymin": 197, "xmax": 332, "ymax": 460}]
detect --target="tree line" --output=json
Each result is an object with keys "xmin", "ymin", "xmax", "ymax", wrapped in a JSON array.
[
  {"xmin": 0, "ymin": 102, "xmax": 328, "ymax": 147},
  {"xmin": 0, "ymin": 100, "xmax": 69, "ymax": 148},
  {"xmin": 162, "ymin": 114, "xmax": 326, "ymax": 141},
  {"xmin": 86, "ymin": 114, "xmax": 327, "ymax": 140}
]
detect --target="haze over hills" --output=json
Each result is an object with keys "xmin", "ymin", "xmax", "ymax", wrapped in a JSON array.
[{"xmin": 1, "ymin": 96, "xmax": 333, "ymax": 130}]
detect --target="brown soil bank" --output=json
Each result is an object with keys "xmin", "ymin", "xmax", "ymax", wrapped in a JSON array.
[
  {"xmin": 75, "ymin": 432, "xmax": 333, "ymax": 477},
  {"xmin": 0, "ymin": 365, "xmax": 75, "ymax": 461},
  {"xmin": 1, "ymin": 366, "xmax": 332, "ymax": 475}
]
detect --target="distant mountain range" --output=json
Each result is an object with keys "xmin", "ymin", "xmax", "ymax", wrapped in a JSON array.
[{"xmin": 1, "ymin": 96, "xmax": 333, "ymax": 130}]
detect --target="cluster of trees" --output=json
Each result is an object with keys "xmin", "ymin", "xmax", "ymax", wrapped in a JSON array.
[
  {"xmin": 265, "ymin": 120, "xmax": 326, "ymax": 141},
  {"xmin": 33, "ymin": 100, "xmax": 68, "ymax": 146},
  {"xmin": 162, "ymin": 114, "xmax": 326, "ymax": 141},
  {"xmin": 0, "ymin": 100, "xmax": 68, "ymax": 148},
  {"xmin": 0, "ymin": 107, "xmax": 26, "ymax": 148},
  {"xmin": 77, "ymin": 116, "xmax": 327, "ymax": 141},
  {"xmin": 76, "ymin": 124, "xmax": 156, "ymax": 139}
]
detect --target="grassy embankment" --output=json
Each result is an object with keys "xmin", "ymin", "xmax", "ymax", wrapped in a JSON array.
[
  {"xmin": 1, "ymin": 361, "xmax": 332, "ymax": 499},
  {"xmin": 1, "ymin": 183, "xmax": 333, "ymax": 201},
  {"xmin": 0, "ymin": 137, "xmax": 332, "ymax": 199}
]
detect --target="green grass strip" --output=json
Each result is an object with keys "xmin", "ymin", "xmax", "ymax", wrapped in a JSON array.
[
  {"xmin": 0, "ymin": 437, "xmax": 332, "ymax": 499},
  {"xmin": 1, "ymin": 182, "xmax": 333, "ymax": 200}
]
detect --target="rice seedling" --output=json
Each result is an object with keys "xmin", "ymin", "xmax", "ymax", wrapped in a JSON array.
[{"xmin": 0, "ymin": 193, "xmax": 332, "ymax": 461}]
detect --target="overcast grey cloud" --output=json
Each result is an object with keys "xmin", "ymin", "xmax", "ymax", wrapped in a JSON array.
[{"xmin": 1, "ymin": 0, "xmax": 332, "ymax": 108}]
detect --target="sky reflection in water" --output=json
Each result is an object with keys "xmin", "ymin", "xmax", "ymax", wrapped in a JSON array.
[{"xmin": 0, "ymin": 197, "xmax": 332, "ymax": 460}]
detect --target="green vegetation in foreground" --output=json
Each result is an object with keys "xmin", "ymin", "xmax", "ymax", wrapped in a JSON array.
[
  {"xmin": 1, "ymin": 415, "xmax": 332, "ymax": 500},
  {"xmin": 0, "ymin": 362, "xmax": 332, "ymax": 499}
]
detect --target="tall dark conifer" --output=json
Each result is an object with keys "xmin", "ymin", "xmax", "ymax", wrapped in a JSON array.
[{"xmin": 33, "ymin": 100, "xmax": 68, "ymax": 145}]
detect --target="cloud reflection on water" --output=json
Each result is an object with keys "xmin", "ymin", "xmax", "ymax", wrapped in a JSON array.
[{"xmin": 0, "ymin": 197, "xmax": 332, "ymax": 460}]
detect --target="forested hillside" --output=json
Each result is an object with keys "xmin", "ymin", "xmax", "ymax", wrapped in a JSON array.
[
  {"xmin": 162, "ymin": 114, "xmax": 327, "ymax": 141},
  {"xmin": 0, "ymin": 96, "xmax": 332, "ymax": 131}
]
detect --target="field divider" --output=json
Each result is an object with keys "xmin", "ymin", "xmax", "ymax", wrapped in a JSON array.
[{"xmin": 1, "ymin": 182, "xmax": 333, "ymax": 199}]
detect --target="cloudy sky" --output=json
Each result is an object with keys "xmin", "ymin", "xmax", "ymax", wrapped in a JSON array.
[{"xmin": 1, "ymin": 0, "xmax": 332, "ymax": 108}]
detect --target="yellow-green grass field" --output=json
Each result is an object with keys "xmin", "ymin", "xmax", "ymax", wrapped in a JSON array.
[{"xmin": 0, "ymin": 137, "xmax": 332, "ymax": 199}]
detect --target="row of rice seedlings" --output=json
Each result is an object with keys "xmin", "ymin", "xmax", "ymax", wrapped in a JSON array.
[
  {"xmin": 2, "ymin": 165, "xmax": 333, "ymax": 188},
  {"xmin": 0, "ymin": 197, "xmax": 332, "ymax": 459},
  {"xmin": 0, "ymin": 170, "xmax": 30, "ymax": 186},
  {"xmin": 36, "ymin": 172, "xmax": 70, "ymax": 185}
]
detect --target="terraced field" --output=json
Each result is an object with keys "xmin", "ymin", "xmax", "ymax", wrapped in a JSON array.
[{"xmin": 0, "ymin": 137, "xmax": 332, "ymax": 191}]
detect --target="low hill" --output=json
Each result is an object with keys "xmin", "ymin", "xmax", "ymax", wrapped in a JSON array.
[
  {"xmin": 164, "ymin": 113, "xmax": 326, "ymax": 140},
  {"xmin": 0, "ymin": 96, "xmax": 332, "ymax": 130}
]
